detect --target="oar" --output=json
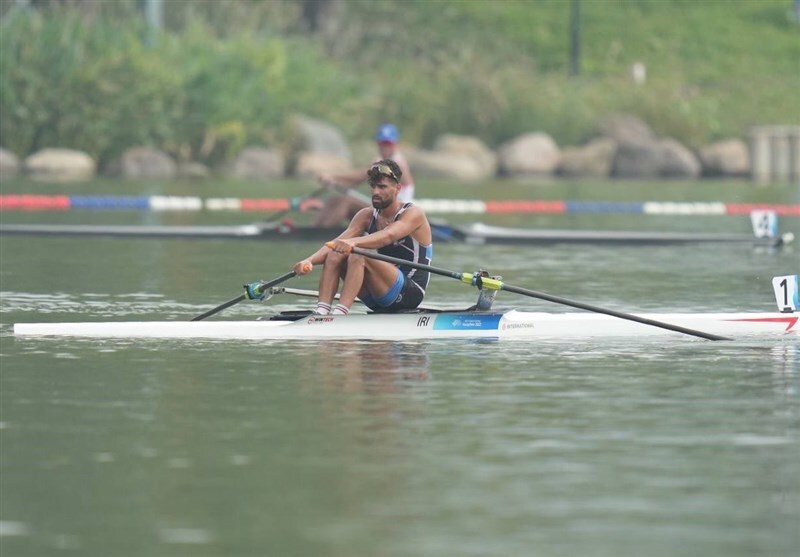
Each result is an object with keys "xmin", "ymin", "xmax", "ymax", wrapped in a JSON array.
[
  {"xmin": 338, "ymin": 245, "xmax": 731, "ymax": 341},
  {"xmin": 191, "ymin": 270, "xmax": 297, "ymax": 321},
  {"xmin": 260, "ymin": 185, "xmax": 330, "ymax": 224},
  {"xmin": 261, "ymin": 182, "xmax": 372, "ymax": 225}
]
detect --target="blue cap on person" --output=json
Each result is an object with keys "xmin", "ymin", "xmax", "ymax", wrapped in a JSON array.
[{"xmin": 375, "ymin": 123, "xmax": 399, "ymax": 143}]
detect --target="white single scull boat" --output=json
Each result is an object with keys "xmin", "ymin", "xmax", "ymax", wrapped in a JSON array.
[
  {"xmin": 12, "ymin": 309, "xmax": 798, "ymax": 340},
  {"xmin": 12, "ymin": 249, "xmax": 798, "ymax": 342}
]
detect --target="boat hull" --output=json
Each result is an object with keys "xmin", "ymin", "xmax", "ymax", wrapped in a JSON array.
[{"xmin": 12, "ymin": 310, "xmax": 798, "ymax": 340}]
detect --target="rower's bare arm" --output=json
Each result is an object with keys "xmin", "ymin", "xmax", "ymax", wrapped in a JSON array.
[
  {"xmin": 294, "ymin": 207, "xmax": 372, "ymax": 268},
  {"xmin": 336, "ymin": 208, "xmax": 372, "ymax": 240},
  {"xmin": 318, "ymin": 169, "xmax": 367, "ymax": 188},
  {"xmin": 294, "ymin": 210, "xmax": 371, "ymax": 273},
  {"xmin": 352, "ymin": 206, "xmax": 427, "ymax": 249}
]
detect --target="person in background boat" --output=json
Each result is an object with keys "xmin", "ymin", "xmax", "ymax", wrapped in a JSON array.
[
  {"xmin": 293, "ymin": 158, "xmax": 432, "ymax": 316},
  {"xmin": 313, "ymin": 123, "xmax": 416, "ymax": 227}
]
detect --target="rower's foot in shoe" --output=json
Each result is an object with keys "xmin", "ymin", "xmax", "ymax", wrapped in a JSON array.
[{"xmin": 314, "ymin": 302, "xmax": 331, "ymax": 315}]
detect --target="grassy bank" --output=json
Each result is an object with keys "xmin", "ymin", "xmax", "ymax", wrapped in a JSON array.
[{"xmin": 1, "ymin": 0, "xmax": 797, "ymax": 165}]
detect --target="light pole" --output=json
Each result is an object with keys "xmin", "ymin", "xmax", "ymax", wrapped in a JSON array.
[
  {"xmin": 140, "ymin": 0, "xmax": 163, "ymax": 46},
  {"xmin": 569, "ymin": 0, "xmax": 581, "ymax": 77}
]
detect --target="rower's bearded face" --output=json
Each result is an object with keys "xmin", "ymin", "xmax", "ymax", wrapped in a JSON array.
[
  {"xmin": 372, "ymin": 194, "xmax": 392, "ymax": 209},
  {"xmin": 370, "ymin": 179, "xmax": 398, "ymax": 209}
]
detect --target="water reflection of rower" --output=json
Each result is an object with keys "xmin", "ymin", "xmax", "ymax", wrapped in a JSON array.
[{"xmin": 304, "ymin": 340, "xmax": 431, "ymax": 395}]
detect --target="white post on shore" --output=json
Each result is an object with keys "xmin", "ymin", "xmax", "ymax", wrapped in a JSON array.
[
  {"xmin": 142, "ymin": 0, "xmax": 163, "ymax": 47},
  {"xmin": 749, "ymin": 125, "xmax": 800, "ymax": 185}
]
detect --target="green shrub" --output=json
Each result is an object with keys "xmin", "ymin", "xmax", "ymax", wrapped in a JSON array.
[
  {"xmin": 1, "ymin": 0, "xmax": 797, "ymax": 165},
  {"xmin": 0, "ymin": 8, "xmax": 183, "ymax": 164}
]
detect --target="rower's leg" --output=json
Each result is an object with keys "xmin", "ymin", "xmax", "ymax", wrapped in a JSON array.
[
  {"xmin": 338, "ymin": 255, "xmax": 400, "ymax": 310},
  {"xmin": 336, "ymin": 253, "xmax": 367, "ymax": 309},
  {"xmin": 317, "ymin": 250, "xmax": 347, "ymax": 309}
]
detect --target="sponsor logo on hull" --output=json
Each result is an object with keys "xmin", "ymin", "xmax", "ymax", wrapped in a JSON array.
[{"xmin": 433, "ymin": 313, "xmax": 503, "ymax": 331}]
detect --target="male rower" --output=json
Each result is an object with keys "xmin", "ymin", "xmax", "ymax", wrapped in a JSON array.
[
  {"xmin": 313, "ymin": 123, "xmax": 416, "ymax": 227},
  {"xmin": 293, "ymin": 159, "xmax": 432, "ymax": 316}
]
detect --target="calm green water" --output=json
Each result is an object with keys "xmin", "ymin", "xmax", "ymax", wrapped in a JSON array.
[
  {"xmin": 1, "ymin": 235, "xmax": 799, "ymax": 557},
  {"xmin": 1, "ymin": 180, "xmax": 799, "ymax": 556}
]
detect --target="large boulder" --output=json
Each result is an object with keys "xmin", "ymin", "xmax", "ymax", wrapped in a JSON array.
[
  {"xmin": 599, "ymin": 114, "xmax": 656, "ymax": 145},
  {"xmin": 177, "ymin": 161, "xmax": 211, "ymax": 179},
  {"xmin": 558, "ymin": 137, "xmax": 618, "ymax": 178},
  {"xmin": 231, "ymin": 147, "xmax": 285, "ymax": 180},
  {"xmin": 433, "ymin": 134, "xmax": 497, "ymax": 178},
  {"xmin": 24, "ymin": 148, "xmax": 96, "ymax": 181},
  {"xmin": 119, "ymin": 147, "xmax": 177, "ymax": 179},
  {"xmin": 658, "ymin": 138, "xmax": 701, "ymax": 178},
  {"xmin": 612, "ymin": 140, "xmax": 663, "ymax": 178},
  {"xmin": 286, "ymin": 115, "xmax": 352, "ymax": 177},
  {"xmin": 288, "ymin": 115, "xmax": 351, "ymax": 160},
  {"xmin": 294, "ymin": 152, "xmax": 352, "ymax": 179},
  {"xmin": 0, "ymin": 148, "xmax": 20, "ymax": 178},
  {"xmin": 698, "ymin": 139, "xmax": 749, "ymax": 176},
  {"xmin": 497, "ymin": 132, "xmax": 561, "ymax": 176},
  {"xmin": 404, "ymin": 148, "xmax": 489, "ymax": 181},
  {"xmin": 350, "ymin": 140, "xmax": 380, "ymax": 168},
  {"xmin": 612, "ymin": 137, "xmax": 700, "ymax": 179}
]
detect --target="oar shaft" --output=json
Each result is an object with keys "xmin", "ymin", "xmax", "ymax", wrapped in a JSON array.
[
  {"xmin": 191, "ymin": 270, "xmax": 297, "ymax": 321},
  {"xmin": 350, "ymin": 247, "xmax": 462, "ymax": 280},
  {"xmin": 499, "ymin": 283, "xmax": 730, "ymax": 341},
  {"xmin": 349, "ymin": 247, "xmax": 730, "ymax": 341},
  {"xmin": 191, "ymin": 294, "xmax": 246, "ymax": 322}
]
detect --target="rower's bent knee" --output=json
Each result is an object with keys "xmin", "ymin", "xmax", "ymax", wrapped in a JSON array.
[
  {"xmin": 346, "ymin": 253, "xmax": 366, "ymax": 267},
  {"xmin": 325, "ymin": 250, "xmax": 348, "ymax": 264}
]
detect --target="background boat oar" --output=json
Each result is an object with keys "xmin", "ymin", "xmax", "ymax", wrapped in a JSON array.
[
  {"xmin": 259, "ymin": 185, "xmax": 331, "ymax": 224},
  {"xmin": 342, "ymin": 245, "xmax": 731, "ymax": 341},
  {"xmin": 191, "ymin": 270, "xmax": 298, "ymax": 321},
  {"xmin": 260, "ymin": 182, "xmax": 371, "ymax": 225}
]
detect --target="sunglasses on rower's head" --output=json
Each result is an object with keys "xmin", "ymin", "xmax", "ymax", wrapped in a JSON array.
[{"xmin": 368, "ymin": 163, "xmax": 399, "ymax": 183}]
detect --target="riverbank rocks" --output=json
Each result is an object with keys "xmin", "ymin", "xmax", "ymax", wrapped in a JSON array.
[
  {"xmin": 599, "ymin": 114, "xmax": 656, "ymax": 145},
  {"xmin": 699, "ymin": 139, "xmax": 749, "ymax": 176},
  {"xmin": 119, "ymin": 147, "xmax": 177, "ymax": 179},
  {"xmin": 177, "ymin": 161, "xmax": 211, "ymax": 179},
  {"xmin": 434, "ymin": 135, "xmax": 497, "ymax": 178},
  {"xmin": 405, "ymin": 135, "xmax": 496, "ymax": 181},
  {"xmin": 0, "ymin": 148, "xmax": 20, "ymax": 178},
  {"xmin": 659, "ymin": 138, "xmax": 701, "ymax": 178},
  {"xmin": 287, "ymin": 115, "xmax": 351, "ymax": 176},
  {"xmin": 294, "ymin": 152, "xmax": 352, "ymax": 178},
  {"xmin": 497, "ymin": 132, "xmax": 561, "ymax": 176},
  {"xmin": 231, "ymin": 147, "xmax": 285, "ymax": 180},
  {"xmin": 24, "ymin": 148, "xmax": 96, "ymax": 181},
  {"xmin": 558, "ymin": 138, "xmax": 618, "ymax": 178},
  {"xmin": 611, "ymin": 138, "xmax": 701, "ymax": 179}
]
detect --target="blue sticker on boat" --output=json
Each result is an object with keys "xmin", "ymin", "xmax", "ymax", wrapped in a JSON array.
[{"xmin": 433, "ymin": 313, "xmax": 503, "ymax": 331}]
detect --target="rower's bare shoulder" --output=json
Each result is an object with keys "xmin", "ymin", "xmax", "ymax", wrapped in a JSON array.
[
  {"xmin": 406, "ymin": 205, "xmax": 430, "ymax": 228},
  {"xmin": 352, "ymin": 206, "xmax": 374, "ymax": 223},
  {"xmin": 401, "ymin": 203, "xmax": 427, "ymax": 219}
]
